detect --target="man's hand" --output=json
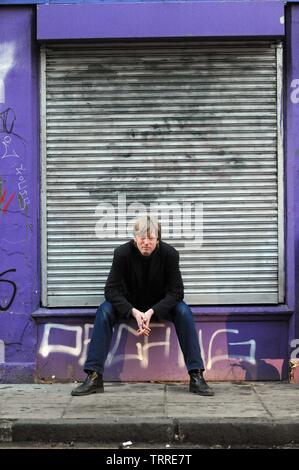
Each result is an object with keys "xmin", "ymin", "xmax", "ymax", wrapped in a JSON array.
[
  {"xmin": 142, "ymin": 309, "xmax": 154, "ymax": 334},
  {"xmin": 131, "ymin": 308, "xmax": 151, "ymax": 336}
]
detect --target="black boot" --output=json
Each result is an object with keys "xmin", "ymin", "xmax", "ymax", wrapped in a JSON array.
[
  {"xmin": 71, "ymin": 371, "xmax": 104, "ymax": 396},
  {"xmin": 189, "ymin": 370, "xmax": 214, "ymax": 396}
]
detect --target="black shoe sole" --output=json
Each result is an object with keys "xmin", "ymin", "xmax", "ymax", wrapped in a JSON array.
[
  {"xmin": 189, "ymin": 386, "xmax": 214, "ymax": 396},
  {"xmin": 71, "ymin": 388, "xmax": 104, "ymax": 397}
]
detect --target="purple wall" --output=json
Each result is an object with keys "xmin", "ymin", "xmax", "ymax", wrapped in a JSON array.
[
  {"xmin": 37, "ymin": 1, "xmax": 285, "ymax": 39},
  {"xmin": 286, "ymin": 4, "xmax": 299, "ymax": 365},
  {"xmin": 1, "ymin": 2, "xmax": 299, "ymax": 383},
  {"xmin": 0, "ymin": 7, "xmax": 39, "ymax": 382}
]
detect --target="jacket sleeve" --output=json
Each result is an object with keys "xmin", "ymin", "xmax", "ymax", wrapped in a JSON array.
[
  {"xmin": 104, "ymin": 250, "xmax": 133, "ymax": 319},
  {"xmin": 152, "ymin": 250, "xmax": 184, "ymax": 319}
]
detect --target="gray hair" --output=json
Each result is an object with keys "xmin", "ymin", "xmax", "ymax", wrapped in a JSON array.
[{"xmin": 133, "ymin": 215, "xmax": 161, "ymax": 240}]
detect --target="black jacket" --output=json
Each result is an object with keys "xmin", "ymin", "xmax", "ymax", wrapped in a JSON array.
[{"xmin": 104, "ymin": 240, "xmax": 184, "ymax": 320}]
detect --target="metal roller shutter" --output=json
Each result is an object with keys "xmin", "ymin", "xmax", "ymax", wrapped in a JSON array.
[{"xmin": 40, "ymin": 40, "xmax": 284, "ymax": 307}]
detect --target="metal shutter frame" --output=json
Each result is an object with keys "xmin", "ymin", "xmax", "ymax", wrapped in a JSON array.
[{"xmin": 40, "ymin": 40, "xmax": 284, "ymax": 307}]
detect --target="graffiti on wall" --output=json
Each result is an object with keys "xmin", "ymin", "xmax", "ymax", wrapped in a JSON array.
[
  {"xmin": 2, "ymin": 133, "xmax": 20, "ymax": 159},
  {"xmin": 0, "ymin": 186, "xmax": 15, "ymax": 214},
  {"xmin": 202, "ymin": 328, "xmax": 256, "ymax": 370},
  {"xmin": 0, "ymin": 40, "xmax": 29, "ymax": 218},
  {"xmin": 0, "ymin": 108, "xmax": 16, "ymax": 136},
  {"xmin": 39, "ymin": 322, "xmax": 257, "ymax": 371},
  {"xmin": 0, "ymin": 339, "xmax": 4, "ymax": 363},
  {"xmin": 0, "ymin": 269, "xmax": 17, "ymax": 312},
  {"xmin": 0, "ymin": 108, "xmax": 26, "ymax": 152},
  {"xmin": 106, "ymin": 323, "xmax": 172, "ymax": 369},
  {"xmin": 290, "ymin": 79, "xmax": 299, "ymax": 104},
  {"xmin": 0, "ymin": 114, "xmax": 29, "ymax": 215},
  {"xmin": 290, "ymin": 339, "xmax": 299, "ymax": 359},
  {"xmin": 15, "ymin": 163, "xmax": 30, "ymax": 210}
]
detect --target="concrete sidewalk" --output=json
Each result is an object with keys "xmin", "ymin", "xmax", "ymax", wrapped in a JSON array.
[{"xmin": 0, "ymin": 381, "xmax": 299, "ymax": 448}]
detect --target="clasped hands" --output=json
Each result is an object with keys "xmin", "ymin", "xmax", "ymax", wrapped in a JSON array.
[{"xmin": 131, "ymin": 308, "xmax": 154, "ymax": 337}]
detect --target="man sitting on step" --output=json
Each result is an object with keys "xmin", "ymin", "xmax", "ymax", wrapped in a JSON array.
[{"xmin": 71, "ymin": 215, "xmax": 214, "ymax": 397}]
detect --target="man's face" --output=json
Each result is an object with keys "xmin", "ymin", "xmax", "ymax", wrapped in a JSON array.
[{"xmin": 134, "ymin": 231, "xmax": 159, "ymax": 256}]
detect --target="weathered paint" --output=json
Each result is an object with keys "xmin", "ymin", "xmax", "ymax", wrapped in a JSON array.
[
  {"xmin": 0, "ymin": 2, "xmax": 299, "ymax": 383},
  {"xmin": 36, "ymin": 1, "xmax": 285, "ymax": 40},
  {"xmin": 0, "ymin": 7, "xmax": 39, "ymax": 383}
]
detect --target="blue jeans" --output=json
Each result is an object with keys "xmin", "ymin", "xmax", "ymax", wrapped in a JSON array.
[{"xmin": 84, "ymin": 300, "xmax": 204, "ymax": 374}]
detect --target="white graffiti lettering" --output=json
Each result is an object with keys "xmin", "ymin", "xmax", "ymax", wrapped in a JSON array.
[
  {"xmin": 78, "ymin": 324, "xmax": 93, "ymax": 366},
  {"xmin": 0, "ymin": 339, "xmax": 4, "ymax": 363},
  {"xmin": 198, "ymin": 329, "xmax": 205, "ymax": 368},
  {"xmin": 105, "ymin": 323, "xmax": 171, "ymax": 369},
  {"xmin": 39, "ymin": 323, "xmax": 82, "ymax": 358},
  {"xmin": 290, "ymin": 339, "xmax": 299, "ymax": 359},
  {"xmin": 133, "ymin": 325, "xmax": 171, "ymax": 369},
  {"xmin": 206, "ymin": 329, "xmax": 256, "ymax": 370},
  {"xmin": 2, "ymin": 135, "xmax": 20, "ymax": 159},
  {"xmin": 290, "ymin": 79, "xmax": 299, "ymax": 104},
  {"xmin": 38, "ymin": 322, "xmax": 257, "ymax": 372},
  {"xmin": 15, "ymin": 163, "xmax": 30, "ymax": 209},
  {"xmin": 105, "ymin": 324, "xmax": 143, "ymax": 367}
]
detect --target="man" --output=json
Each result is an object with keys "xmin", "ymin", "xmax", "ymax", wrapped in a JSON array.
[{"xmin": 71, "ymin": 215, "xmax": 214, "ymax": 397}]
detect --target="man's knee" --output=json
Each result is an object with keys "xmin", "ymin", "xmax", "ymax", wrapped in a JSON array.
[
  {"xmin": 97, "ymin": 301, "xmax": 116, "ymax": 323},
  {"xmin": 174, "ymin": 301, "xmax": 193, "ymax": 320}
]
